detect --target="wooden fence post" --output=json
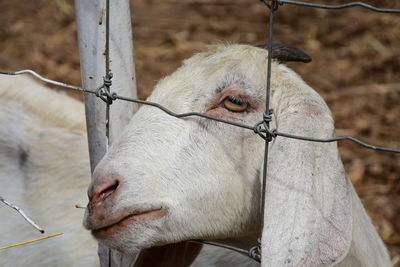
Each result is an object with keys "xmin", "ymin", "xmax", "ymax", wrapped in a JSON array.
[{"xmin": 75, "ymin": 0, "xmax": 138, "ymax": 266}]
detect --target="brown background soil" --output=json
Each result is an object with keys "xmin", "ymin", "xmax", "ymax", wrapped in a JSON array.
[{"xmin": 0, "ymin": 0, "xmax": 399, "ymax": 263}]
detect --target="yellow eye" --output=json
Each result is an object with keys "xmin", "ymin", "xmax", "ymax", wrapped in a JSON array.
[{"xmin": 223, "ymin": 96, "xmax": 248, "ymax": 112}]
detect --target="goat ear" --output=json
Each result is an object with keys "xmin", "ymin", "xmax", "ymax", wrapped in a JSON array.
[
  {"xmin": 255, "ymin": 43, "xmax": 312, "ymax": 63},
  {"xmin": 260, "ymin": 94, "xmax": 352, "ymax": 266}
]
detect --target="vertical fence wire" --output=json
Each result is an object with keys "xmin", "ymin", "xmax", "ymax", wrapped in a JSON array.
[
  {"xmin": 105, "ymin": 0, "xmax": 112, "ymax": 148},
  {"xmin": 104, "ymin": 0, "xmax": 112, "ymax": 266},
  {"xmin": 260, "ymin": 0, "xmax": 275, "ymax": 248}
]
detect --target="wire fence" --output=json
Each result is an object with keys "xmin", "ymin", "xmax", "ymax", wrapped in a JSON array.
[{"xmin": 0, "ymin": 0, "xmax": 399, "ymax": 263}]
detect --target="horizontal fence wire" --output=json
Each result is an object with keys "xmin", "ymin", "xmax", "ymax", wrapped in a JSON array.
[
  {"xmin": 1, "ymin": 69, "xmax": 399, "ymax": 154},
  {"xmin": 264, "ymin": 0, "xmax": 400, "ymax": 13}
]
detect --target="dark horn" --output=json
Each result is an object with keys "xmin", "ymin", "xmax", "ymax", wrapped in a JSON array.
[{"xmin": 255, "ymin": 43, "xmax": 312, "ymax": 63}]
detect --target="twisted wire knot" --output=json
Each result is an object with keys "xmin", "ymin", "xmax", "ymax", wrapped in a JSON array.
[
  {"xmin": 263, "ymin": 111, "xmax": 272, "ymax": 123},
  {"xmin": 253, "ymin": 121, "xmax": 267, "ymax": 139},
  {"xmin": 95, "ymin": 73, "xmax": 116, "ymax": 105},
  {"xmin": 254, "ymin": 109, "xmax": 276, "ymax": 141},
  {"xmin": 103, "ymin": 72, "xmax": 113, "ymax": 87}
]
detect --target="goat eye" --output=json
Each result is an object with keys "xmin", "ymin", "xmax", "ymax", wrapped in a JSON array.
[{"xmin": 223, "ymin": 96, "xmax": 248, "ymax": 112}]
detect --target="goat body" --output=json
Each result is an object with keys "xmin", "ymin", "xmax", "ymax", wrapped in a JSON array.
[{"xmin": 0, "ymin": 75, "xmax": 97, "ymax": 266}]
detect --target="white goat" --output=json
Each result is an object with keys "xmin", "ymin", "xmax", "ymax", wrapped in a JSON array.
[
  {"xmin": 0, "ymin": 44, "xmax": 392, "ymax": 267},
  {"xmin": 0, "ymin": 75, "xmax": 98, "ymax": 266},
  {"xmin": 84, "ymin": 44, "xmax": 391, "ymax": 267}
]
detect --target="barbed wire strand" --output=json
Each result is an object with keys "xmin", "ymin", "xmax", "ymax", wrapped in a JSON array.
[
  {"xmin": 0, "ymin": 233, "xmax": 64, "ymax": 250},
  {"xmin": 1, "ymin": 69, "xmax": 398, "ymax": 155},
  {"xmin": 0, "ymin": 196, "xmax": 45, "ymax": 234}
]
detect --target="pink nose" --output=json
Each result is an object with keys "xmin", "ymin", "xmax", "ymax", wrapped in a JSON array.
[{"xmin": 88, "ymin": 172, "xmax": 122, "ymax": 206}]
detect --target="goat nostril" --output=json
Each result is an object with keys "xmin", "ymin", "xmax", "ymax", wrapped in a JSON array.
[{"xmin": 99, "ymin": 180, "xmax": 119, "ymax": 201}]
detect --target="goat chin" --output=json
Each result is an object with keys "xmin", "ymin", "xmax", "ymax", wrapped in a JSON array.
[{"xmin": 0, "ymin": 44, "xmax": 392, "ymax": 267}]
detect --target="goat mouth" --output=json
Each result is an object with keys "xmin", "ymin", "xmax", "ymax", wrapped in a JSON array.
[{"xmin": 91, "ymin": 208, "xmax": 166, "ymax": 239}]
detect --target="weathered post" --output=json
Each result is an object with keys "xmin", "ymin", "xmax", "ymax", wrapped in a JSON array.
[{"xmin": 75, "ymin": 0, "xmax": 138, "ymax": 266}]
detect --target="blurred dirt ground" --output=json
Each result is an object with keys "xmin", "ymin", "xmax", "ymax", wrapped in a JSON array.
[{"xmin": 0, "ymin": 0, "xmax": 399, "ymax": 263}]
